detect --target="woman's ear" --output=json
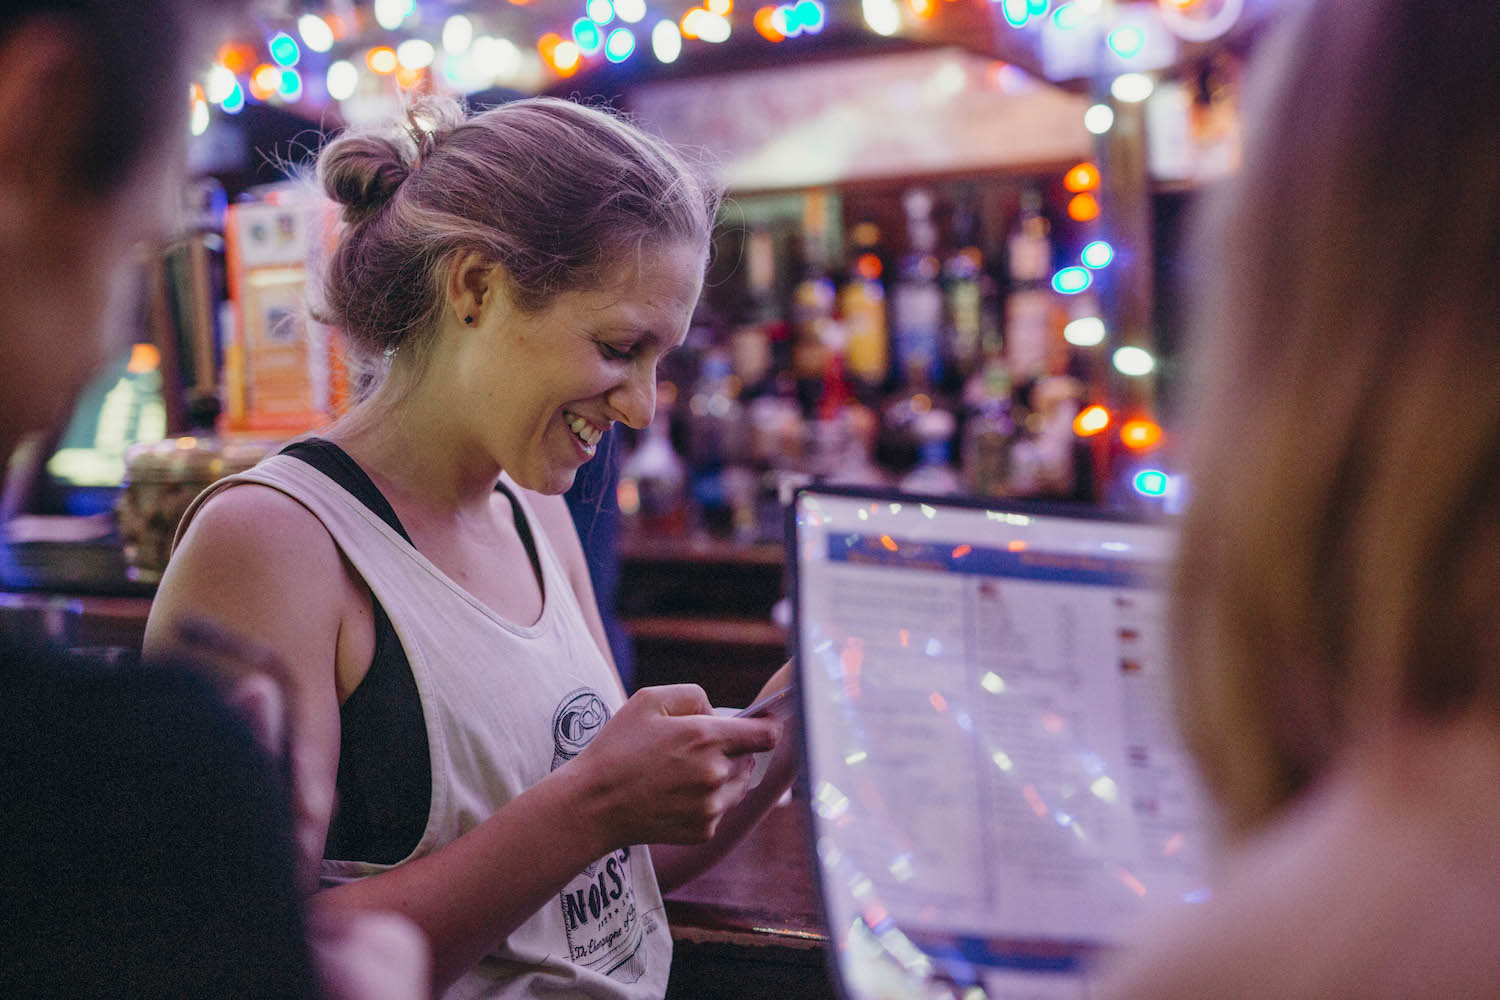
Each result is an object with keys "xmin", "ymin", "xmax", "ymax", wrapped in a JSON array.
[{"xmin": 446, "ymin": 252, "xmax": 510, "ymax": 329}]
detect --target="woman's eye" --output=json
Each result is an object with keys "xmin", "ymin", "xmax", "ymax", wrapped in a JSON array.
[{"xmin": 599, "ymin": 343, "xmax": 634, "ymax": 361}]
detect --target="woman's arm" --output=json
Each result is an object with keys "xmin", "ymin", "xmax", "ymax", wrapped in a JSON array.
[
  {"xmin": 525, "ymin": 489, "xmax": 802, "ymax": 892},
  {"xmin": 147, "ymin": 487, "xmax": 780, "ymax": 994},
  {"xmin": 145, "ymin": 485, "xmax": 350, "ymax": 889},
  {"xmin": 648, "ymin": 663, "xmax": 798, "ymax": 892}
]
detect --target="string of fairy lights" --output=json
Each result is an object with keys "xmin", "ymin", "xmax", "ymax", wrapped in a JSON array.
[
  {"xmin": 190, "ymin": 0, "xmax": 1234, "ymax": 124},
  {"xmin": 189, "ymin": 0, "xmax": 1242, "ymax": 501}
]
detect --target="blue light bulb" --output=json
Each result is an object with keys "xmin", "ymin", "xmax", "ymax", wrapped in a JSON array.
[
  {"xmin": 1081, "ymin": 241, "xmax": 1114, "ymax": 269},
  {"xmin": 605, "ymin": 27, "xmax": 635, "ymax": 61},
  {"xmin": 1133, "ymin": 470, "xmax": 1169, "ymax": 497},
  {"xmin": 573, "ymin": 17, "xmax": 604, "ymax": 54},
  {"xmin": 1052, "ymin": 266, "xmax": 1092, "ymax": 295},
  {"xmin": 269, "ymin": 31, "xmax": 301, "ymax": 67}
]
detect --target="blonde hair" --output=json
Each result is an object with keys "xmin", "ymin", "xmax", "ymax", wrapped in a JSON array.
[
  {"xmin": 1171, "ymin": 0, "xmax": 1500, "ymax": 837},
  {"xmin": 313, "ymin": 96, "xmax": 721, "ymax": 388}
]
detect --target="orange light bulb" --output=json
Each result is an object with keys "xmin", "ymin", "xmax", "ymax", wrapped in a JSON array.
[
  {"xmin": 218, "ymin": 42, "xmax": 256, "ymax": 74},
  {"xmin": 1120, "ymin": 419, "xmax": 1163, "ymax": 450},
  {"xmin": 552, "ymin": 40, "xmax": 581, "ymax": 73},
  {"xmin": 366, "ymin": 46, "xmax": 398, "ymax": 74},
  {"xmin": 1064, "ymin": 162, "xmax": 1100, "ymax": 193},
  {"xmin": 248, "ymin": 63, "xmax": 281, "ymax": 100},
  {"xmin": 754, "ymin": 5, "xmax": 785, "ymax": 40},
  {"xmin": 1068, "ymin": 192, "xmax": 1101, "ymax": 222},
  {"xmin": 1073, "ymin": 404, "xmax": 1110, "ymax": 437}
]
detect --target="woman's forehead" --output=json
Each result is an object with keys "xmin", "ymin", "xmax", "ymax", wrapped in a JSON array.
[{"xmin": 572, "ymin": 244, "xmax": 705, "ymax": 316}]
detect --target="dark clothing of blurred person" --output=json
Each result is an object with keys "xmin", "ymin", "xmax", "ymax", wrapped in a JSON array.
[{"xmin": 0, "ymin": 4, "xmax": 427, "ymax": 998}]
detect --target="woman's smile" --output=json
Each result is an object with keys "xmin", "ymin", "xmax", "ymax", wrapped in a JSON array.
[{"xmin": 560, "ymin": 409, "xmax": 606, "ymax": 459}]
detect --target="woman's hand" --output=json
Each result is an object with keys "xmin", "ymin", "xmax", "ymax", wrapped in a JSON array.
[{"xmin": 569, "ymin": 684, "xmax": 780, "ymax": 848}]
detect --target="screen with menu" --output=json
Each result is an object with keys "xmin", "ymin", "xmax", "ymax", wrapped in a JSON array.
[{"xmin": 792, "ymin": 488, "xmax": 1210, "ymax": 999}]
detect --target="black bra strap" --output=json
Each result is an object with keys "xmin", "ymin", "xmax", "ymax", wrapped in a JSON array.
[
  {"xmin": 282, "ymin": 437, "xmax": 544, "ymax": 595},
  {"xmin": 494, "ymin": 480, "xmax": 544, "ymax": 601},
  {"xmin": 279, "ymin": 438, "xmax": 413, "ymax": 545}
]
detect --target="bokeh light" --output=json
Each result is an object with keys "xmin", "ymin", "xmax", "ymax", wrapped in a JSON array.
[
  {"xmin": 1064, "ymin": 317, "xmax": 1106, "ymax": 346},
  {"xmin": 1068, "ymin": 193, "xmax": 1101, "ymax": 221},
  {"xmin": 366, "ymin": 46, "xmax": 398, "ymax": 74},
  {"xmin": 268, "ymin": 32, "xmax": 300, "ymax": 67},
  {"xmin": 443, "ymin": 15, "xmax": 474, "ymax": 53},
  {"xmin": 1064, "ymin": 162, "xmax": 1100, "ymax": 193},
  {"xmin": 863, "ymin": 0, "xmax": 900, "ymax": 34},
  {"xmin": 1081, "ymin": 240, "xmax": 1114, "ymax": 268},
  {"xmin": 1111, "ymin": 72, "xmax": 1154, "ymax": 103},
  {"xmin": 1120, "ymin": 419, "xmax": 1163, "ymax": 450},
  {"xmin": 652, "ymin": 19, "xmax": 683, "ymax": 61},
  {"xmin": 1113, "ymin": 346, "xmax": 1156, "ymax": 376},
  {"xmin": 605, "ymin": 27, "xmax": 636, "ymax": 61},
  {"xmin": 326, "ymin": 60, "xmax": 358, "ymax": 100},
  {"xmin": 1052, "ymin": 267, "xmax": 1092, "ymax": 294},
  {"xmin": 1073, "ymin": 405, "xmax": 1110, "ymax": 437}
]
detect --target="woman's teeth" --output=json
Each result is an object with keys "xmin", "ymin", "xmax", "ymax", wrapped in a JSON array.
[{"xmin": 566, "ymin": 413, "xmax": 603, "ymax": 449}]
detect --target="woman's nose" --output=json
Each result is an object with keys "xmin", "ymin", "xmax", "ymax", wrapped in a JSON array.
[{"xmin": 609, "ymin": 367, "xmax": 657, "ymax": 430}]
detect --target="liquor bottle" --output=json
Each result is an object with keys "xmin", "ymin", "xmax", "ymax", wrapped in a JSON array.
[
  {"xmin": 684, "ymin": 350, "xmax": 745, "ymax": 537},
  {"xmin": 839, "ymin": 220, "xmax": 889, "ymax": 395},
  {"xmin": 619, "ymin": 394, "xmax": 688, "ymax": 536},
  {"xmin": 878, "ymin": 355, "xmax": 938, "ymax": 480},
  {"xmin": 942, "ymin": 199, "xmax": 998, "ymax": 390},
  {"xmin": 1007, "ymin": 187, "xmax": 1052, "ymax": 284},
  {"xmin": 960, "ymin": 360, "xmax": 1016, "ymax": 498},
  {"xmin": 1008, "ymin": 375, "xmax": 1083, "ymax": 497},
  {"xmin": 889, "ymin": 188, "xmax": 945, "ymax": 391},
  {"xmin": 790, "ymin": 194, "xmax": 841, "ymax": 414},
  {"xmin": 899, "ymin": 407, "xmax": 960, "ymax": 496},
  {"xmin": 729, "ymin": 224, "xmax": 778, "ymax": 401},
  {"xmin": 1005, "ymin": 188, "xmax": 1055, "ymax": 380}
]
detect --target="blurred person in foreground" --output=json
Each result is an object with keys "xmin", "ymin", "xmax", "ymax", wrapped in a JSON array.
[
  {"xmin": 1100, "ymin": 1, "xmax": 1500, "ymax": 997},
  {"xmin": 0, "ymin": 3, "xmax": 426, "ymax": 997}
]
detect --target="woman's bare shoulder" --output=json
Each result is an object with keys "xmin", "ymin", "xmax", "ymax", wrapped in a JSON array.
[
  {"xmin": 147, "ymin": 482, "xmax": 357, "ymax": 660},
  {"xmin": 176, "ymin": 482, "xmax": 344, "ymax": 575}
]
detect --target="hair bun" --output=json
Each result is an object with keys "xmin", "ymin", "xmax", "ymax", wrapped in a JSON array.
[{"xmin": 318, "ymin": 133, "xmax": 413, "ymax": 224}]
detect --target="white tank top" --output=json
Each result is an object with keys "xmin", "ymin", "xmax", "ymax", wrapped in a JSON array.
[{"xmin": 177, "ymin": 454, "xmax": 673, "ymax": 1000}]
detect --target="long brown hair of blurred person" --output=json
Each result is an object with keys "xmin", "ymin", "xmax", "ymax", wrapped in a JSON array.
[{"xmin": 1171, "ymin": 0, "xmax": 1500, "ymax": 839}]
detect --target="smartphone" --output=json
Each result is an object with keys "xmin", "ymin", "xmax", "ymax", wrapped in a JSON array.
[{"xmin": 736, "ymin": 684, "xmax": 795, "ymax": 720}]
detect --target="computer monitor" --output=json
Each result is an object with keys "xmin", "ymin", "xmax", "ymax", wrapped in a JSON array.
[{"xmin": 789, "ymin": 486, "xmax": 1209, "ymax": 999}]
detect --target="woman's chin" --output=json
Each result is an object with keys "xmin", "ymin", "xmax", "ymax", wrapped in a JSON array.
[{"xmin": 514, "ymin": 463, "xmax": 579, "ymax": 497}]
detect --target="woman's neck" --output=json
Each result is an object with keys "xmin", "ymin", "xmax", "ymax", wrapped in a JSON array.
[
  {"xmin": 330, "ymin": 373, "xmax": 501, "ymax": 517},
  {"xmin": 1351, "ymin": 713, "xmax": 1500, "ymax": 856}
]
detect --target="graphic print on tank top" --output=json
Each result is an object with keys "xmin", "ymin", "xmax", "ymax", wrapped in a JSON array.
[{"xmin": 551, "ymin": 688, "xmax": 651, "ymax": 984}]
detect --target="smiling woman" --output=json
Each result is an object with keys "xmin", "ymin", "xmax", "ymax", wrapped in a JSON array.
[
  {"xmin": 145, "ymin": 96, "xmax": 800, "ymax": 1000},
  {"xmin": 426, "ymin": 239, "xmax": 704, "ymax": 494}
]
